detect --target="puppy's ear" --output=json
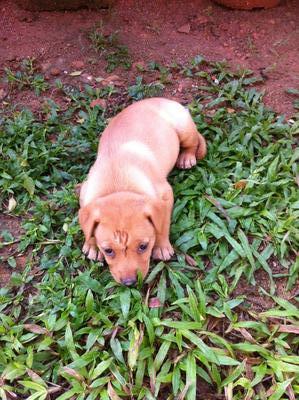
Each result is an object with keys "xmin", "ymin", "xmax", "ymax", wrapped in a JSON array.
[
  {"xmin": 144, "ymin": 199, "xmax": 164, "ymax": 235},
  {"xmin": 79, "ymin": 203, "xmax": 101, "ymax": 241}
]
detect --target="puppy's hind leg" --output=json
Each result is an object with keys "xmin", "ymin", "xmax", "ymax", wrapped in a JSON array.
[{"xmin": 176, "ymin": 110, "xmax": 207, "ymax": 169}]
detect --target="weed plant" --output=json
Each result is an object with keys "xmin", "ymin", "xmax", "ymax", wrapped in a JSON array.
[
  {"xmin": 0, "ymin": 57, "xmax": 298, "ymax": 399},
  {"xmin": 89, "ymin": 25, "xmax": 131, "ymax": 72}
]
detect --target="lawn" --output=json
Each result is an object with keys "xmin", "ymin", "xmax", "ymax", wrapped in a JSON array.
[{"xmin": 0, "ymin": 57, "xmax": 298, "ymax": 400}]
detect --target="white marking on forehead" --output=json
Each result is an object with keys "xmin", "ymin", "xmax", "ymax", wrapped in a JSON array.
[
  {"xmin": 114, "ymin": 230, "xmax": 128, "ymax": 246},
  {"xmin": 121, "ymin": 140, "xmax": 156, "ymax": 162}
]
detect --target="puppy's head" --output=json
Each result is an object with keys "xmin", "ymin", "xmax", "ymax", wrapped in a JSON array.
[{"xmin": 79, "ymin": 192, "xmax": 159, "ymax": 285}]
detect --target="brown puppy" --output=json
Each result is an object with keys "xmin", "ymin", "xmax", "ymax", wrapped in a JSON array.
[{"xmin": 79, "ymin": 98, "xmax": 206, "ymax": 285}]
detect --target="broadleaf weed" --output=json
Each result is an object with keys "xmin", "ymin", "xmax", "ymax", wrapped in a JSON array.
[{"xmin": 0, "ymin": 57, "xmax": 298, "ymax": 399}]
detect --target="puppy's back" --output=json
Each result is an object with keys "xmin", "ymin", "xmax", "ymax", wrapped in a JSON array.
[{"xmin": 98, "ymin": 98, "xmax": 185, "ymax": 174}]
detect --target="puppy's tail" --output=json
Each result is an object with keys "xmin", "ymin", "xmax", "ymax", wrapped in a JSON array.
[{"xmin": 196, "ymin": 133, "xmax": 207, "ymax": 160}]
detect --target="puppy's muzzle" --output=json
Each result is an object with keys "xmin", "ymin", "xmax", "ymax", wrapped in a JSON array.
[{"xmin": 121, "ymin": 277, "xmax": 136, "ymax": 286}]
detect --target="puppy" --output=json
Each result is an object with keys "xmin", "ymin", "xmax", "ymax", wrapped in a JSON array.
[{"xmin": 79, "ymin": 98, "xmax": 206, "ymax": 285}]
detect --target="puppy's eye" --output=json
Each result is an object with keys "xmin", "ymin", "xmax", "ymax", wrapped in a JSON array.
[
  {"xmin": 104, "ymin": 248, "xmax": 115, "ymax": 257},
  {"xmin": 138, "ymin": 243, "xmax": 148, "ymax": 253}
]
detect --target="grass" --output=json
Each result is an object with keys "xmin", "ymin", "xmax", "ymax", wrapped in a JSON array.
[
  {"xmin": 128, "ymin": 76, "xmax": 165, "ymax": 100},
  {"xmin": 0, "ymin": 56, "xmax": 298, "ymax": 400},
  {"xmin": 286, "ymin": 88, "xmax": 299, "ymax": 111},
  {"xmin": 5, "ymin": 58, "xmax": 49, "ymax": 95},
  {"xmin": 88, "ymin": 24, "xmax": 132, "ymax": 72}
]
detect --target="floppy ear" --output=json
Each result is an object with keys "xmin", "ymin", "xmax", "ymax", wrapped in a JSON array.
[
  {"xmin": 144, "ymin": 199, "xmax": 164, "ymax": 236},
  {"xmin": 78, "ymin": 203, "xmax": 101, "ymax": 242}
]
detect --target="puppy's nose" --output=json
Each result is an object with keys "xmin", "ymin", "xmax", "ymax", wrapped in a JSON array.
[{"xmin": 121, "ymin": 277, "xmax": 136, "ymax": 286}]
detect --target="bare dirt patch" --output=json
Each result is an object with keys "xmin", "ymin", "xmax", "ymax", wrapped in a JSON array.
[{"xmin": 1, "ymin": 0, "xmax": 298, "ymax": 116}]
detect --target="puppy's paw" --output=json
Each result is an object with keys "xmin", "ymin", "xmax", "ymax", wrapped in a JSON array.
[
  {"xmin": 152, "ymin": 242, "xmax": 174, "ymax": 261},
  {"xmin": 176, "ymin": 151, "xmax": 197, "ymax": 169},
  {"xmin": 82, "ymin": 241, "xmax": 104, "ymax": 261}
]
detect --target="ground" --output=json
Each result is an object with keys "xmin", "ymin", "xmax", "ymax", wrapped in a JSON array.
[
  {"xmin": 1, "ymin": 0, "xmax": 298, "ymax": 289},
  {"xmin": 0, "ymin": 2, "xmax": 298, "ymax": 398},
  {"xmin": 1, "ymin": 0, "xmax": 298, "ymax": 115}
]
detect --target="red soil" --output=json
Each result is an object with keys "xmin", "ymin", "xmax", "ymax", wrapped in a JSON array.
[
  {"xmin": 0, "ymin": 0, "xmax": 298, "ymax": 116},
  {"xmin": 0, "ymin": 0, "xmax": 298, "ymax": 288}
]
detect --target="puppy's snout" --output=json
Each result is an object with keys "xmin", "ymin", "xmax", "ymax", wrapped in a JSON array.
[{"xmin": 121, "ymin": 277, "xmax": 136, "ymax": 286}]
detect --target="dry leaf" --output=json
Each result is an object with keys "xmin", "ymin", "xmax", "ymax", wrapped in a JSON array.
[
  {"xmin": 225, "ymin": 382, "xmax": 233, "ymax": 400},
  {"xmin": 234, "ymin": 180, "xmax": 247, "ymax": 190},
  {"xmin": 149, "ymin": 297, "xmax": 162, "ymax": 308},
  {"xmin": 128, "ymin": 325, "xmax": 144, "ymax": 370},
  {"xmin": 205, "ymin": 194, "xmax": 231, "ymax": 222},
  {"xmin": 102, "ymin": 75, "xmax": 124, "ymax": 87},
  {"xmin": 227, "ymin": 107, "xmax": 235, "ymax": 113},
  {"xmin": 95, "ymin": 76, "xmax": 104, "ymax": 83},
  {"xmin": 90, "ymin": 98, "xmax": 107, "ymax": 109},
  {"xmin": 8, "ymin": 197, "xmax": 17, "ymax": 212},
  {"xmin": 177, "ymin": 381, "xmax": 192, "ymax": 400},
  {"xmin": 150, "ymin": 368, "xmax": 156, "ymax": 394},
  {"xmin": 0, "ymin": 88, "xmax": 7, "ymax": 101},
  {"xmin": 71, "ymin": 60, "xmax": 84, "ymax": 69},
  {"xmin": 177, "ymin": 23, "xmax": 191, "ymax": 34},
  {"xmin": 69, "ymin": 70, "xmax": 83, "ymax": 76},
  {"xmin": 286, "ymin": 383, "xmax": 296, "ymax": 400},
  {"xmin": 133, "ymin": 61, "xmax": 147, "ymax": 71},
  {"xmin": 26, "ymin": 369, "xmax": 42, "ymax": 382},
  {"xmin": 206, "ymin": 109, "xmax": 216, "ymax": 116},
  {"xmin": 271, "ymin": 324, "xmax": 299, "ymax": 334},
  {"xmin": 185, "ymin": 254, "xmax": 197, "ymax": 266},
  {"xmin": 61, "ymin": 367, "xmax": 84, "ymax": 381},
  {"xmin": 245, "ymin": 357, "xmax": 264, "ymax": 365},
  {"xmin": 24, "ymin": 324, "xmax": 49, "ymax": 335},
  {"xmin": 238, "ymin": 327, "xmax": 257, "ymax": 343},
  {"xmin": 108, "ymin": 381, "xmax": 122, "ymax": 400}
]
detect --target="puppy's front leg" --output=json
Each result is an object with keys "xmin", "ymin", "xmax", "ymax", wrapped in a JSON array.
[
  {"xmin": 150, "ymin": 184, "xmax": 174, "ymax": 261},
  {"xmin": 153, "ymin": 235, "xmax": 174, "ymax": 261},
  {"xmin": 82, "ymin": 237, "xmax": 104, "ymax": 261}
]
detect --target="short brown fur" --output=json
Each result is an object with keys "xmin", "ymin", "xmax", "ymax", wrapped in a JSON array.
[{"xmin": 79, "ymin": 98, "xmax": 206, "ymax": 284}]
